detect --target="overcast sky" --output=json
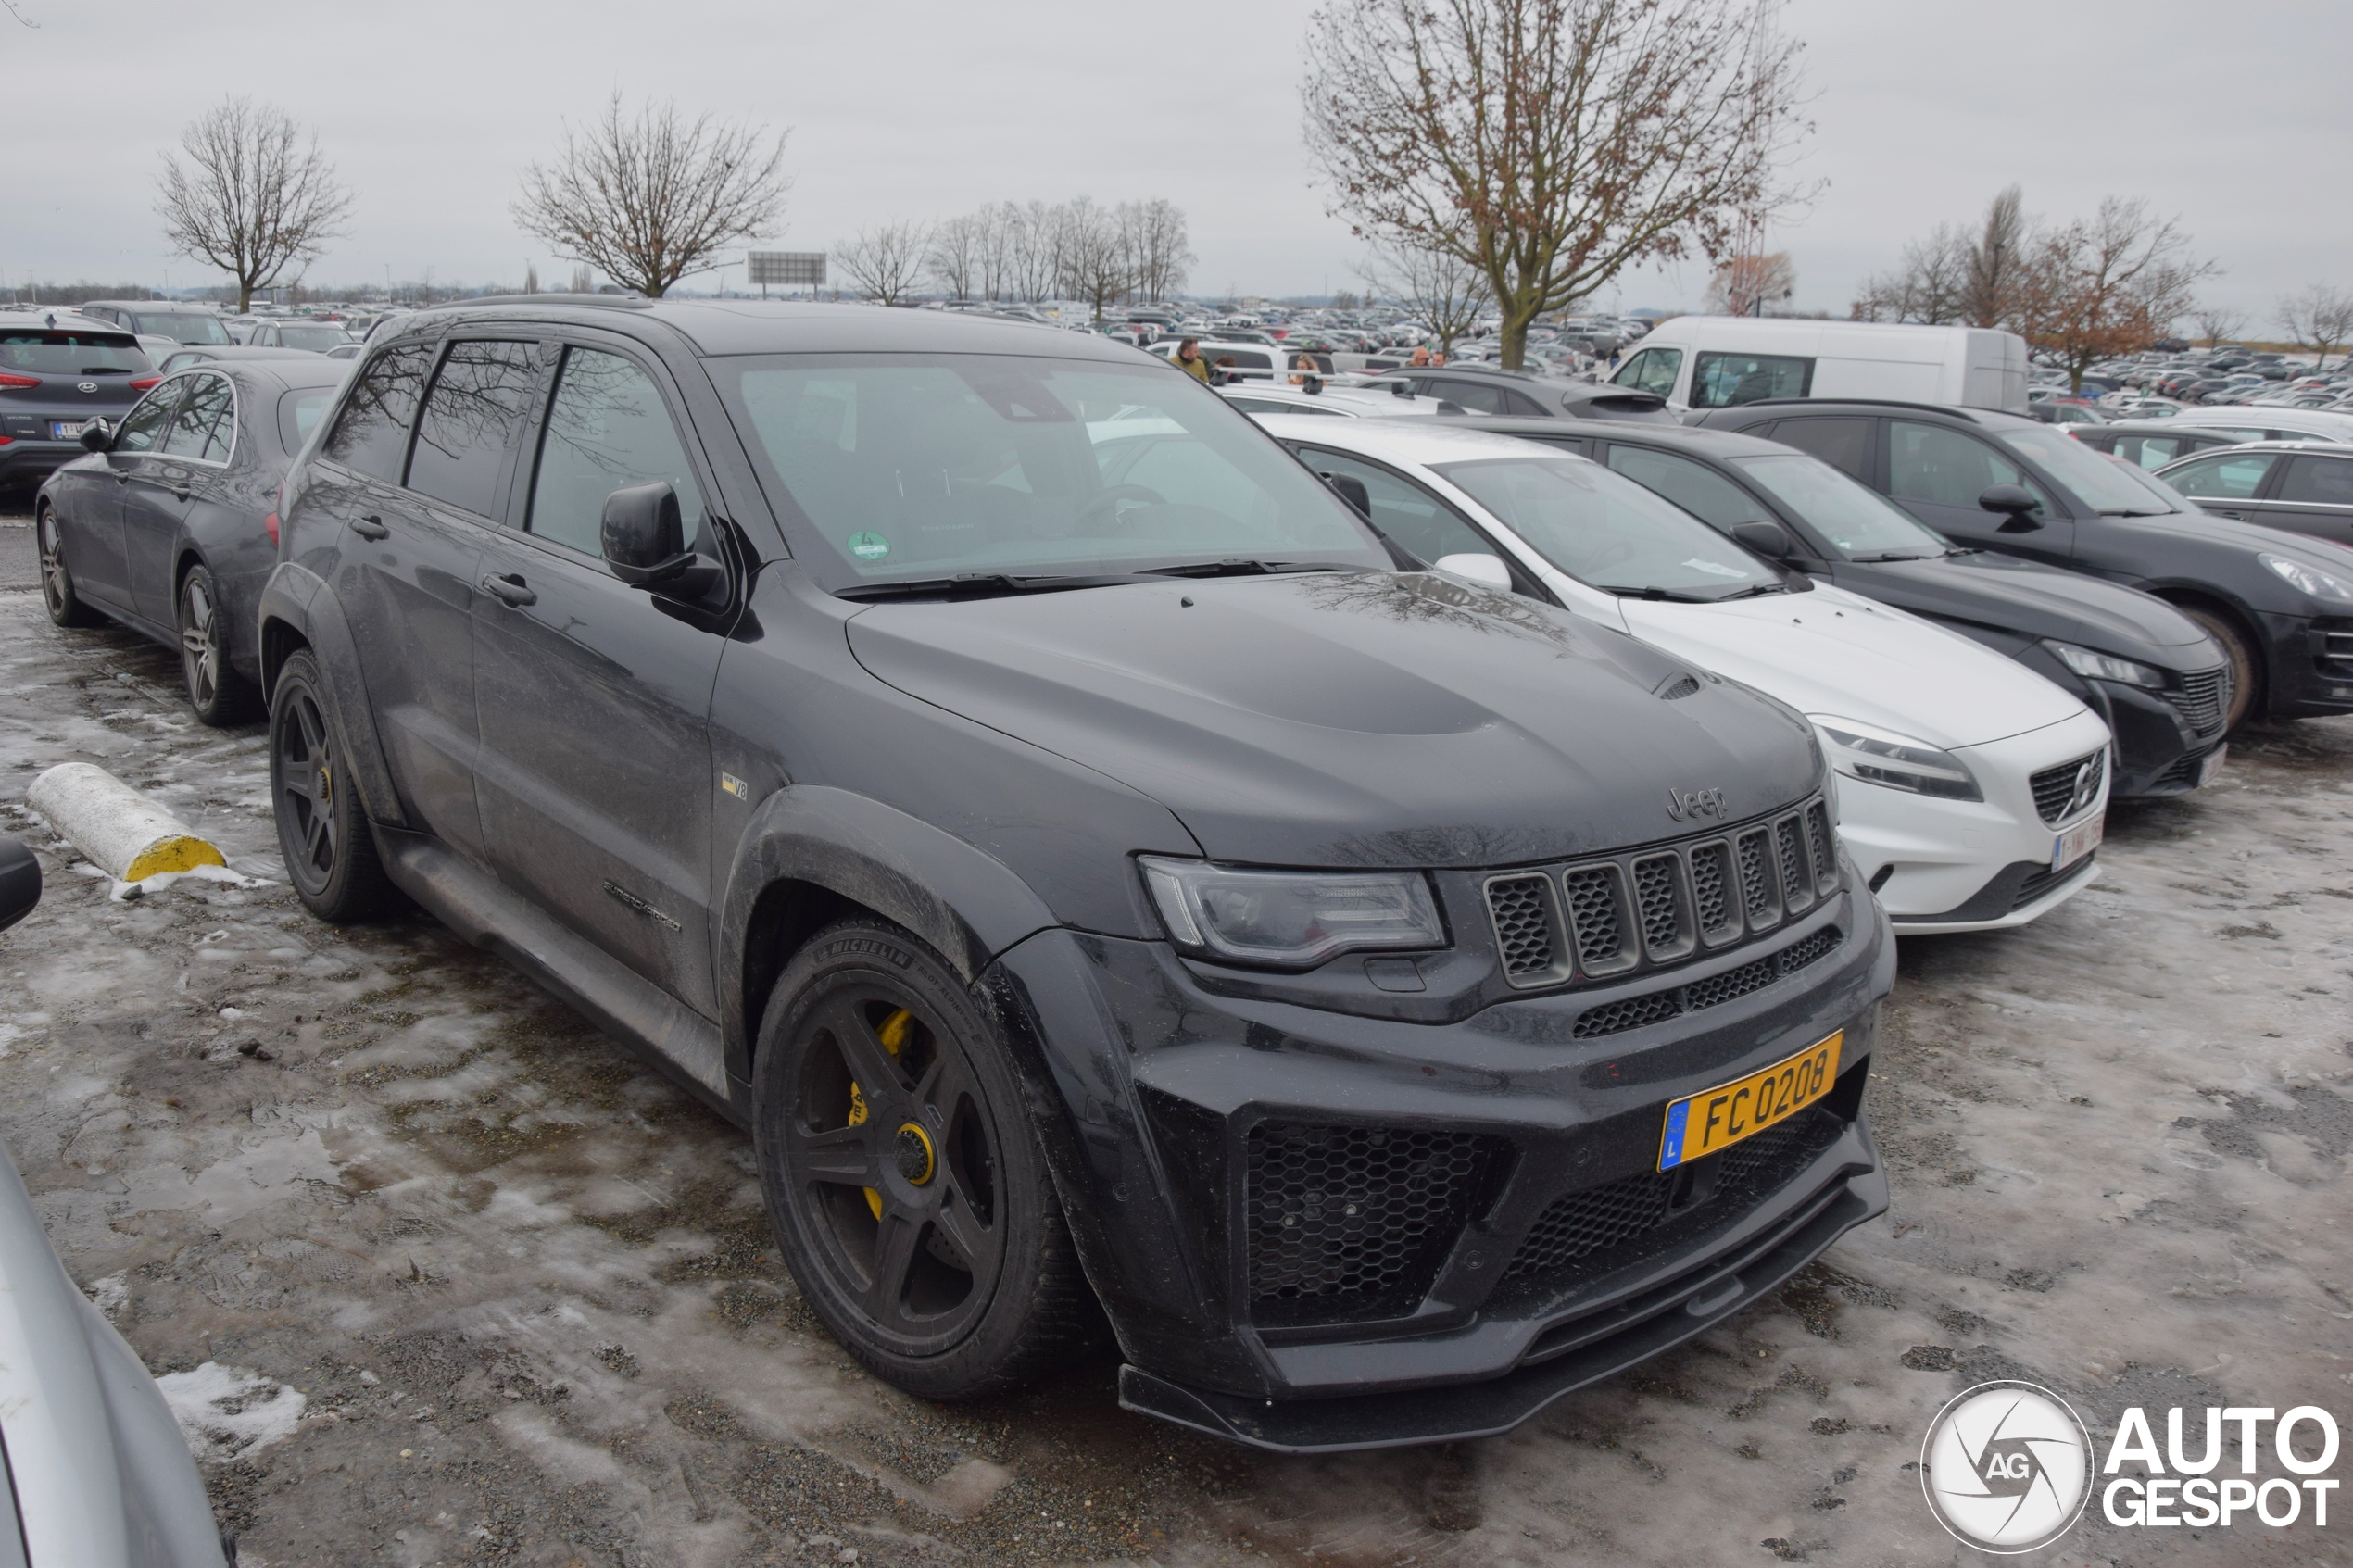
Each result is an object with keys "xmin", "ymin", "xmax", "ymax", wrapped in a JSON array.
[{"xmin": 6, "ymin": 0, "xmax": 2346, "ymax": 319}]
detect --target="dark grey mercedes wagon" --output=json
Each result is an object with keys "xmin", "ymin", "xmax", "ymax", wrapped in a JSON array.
[{"xmin": 258, "ymin": 297, "xmax": 1893, "ymax": 1450}]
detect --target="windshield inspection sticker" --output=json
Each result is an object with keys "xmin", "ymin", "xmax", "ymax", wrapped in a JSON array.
[
  {"xmin": 1682, "ymin": 558, "xmax": 1750, "ymax": 578},
  {"xmin": 847, "ymin": 531, "xmax": 891, "ymax": 561}
]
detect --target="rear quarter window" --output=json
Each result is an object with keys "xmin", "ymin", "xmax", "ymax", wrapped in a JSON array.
[{"xmin": 278, "ymin": 387, "xmax": 337, "ymax": 455}]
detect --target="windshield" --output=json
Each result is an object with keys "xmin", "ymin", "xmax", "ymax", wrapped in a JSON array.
[
  {"xmin": 1431, "ymin": 456, "xmax": 1779, "ymax": 599},
  {"xmin": 0, "ymin": 330, "xmax": 148, "ymax": 375},
  {"xmin": 1998, "ymin": 424, "xmax": 2175, "ymax": 514},
  {"xmin": 278, "ymin": 325, "xmax": 351, "ymax": 352},
  {"xmin": 1730, "ymin": 453, "xmax": 1947, "ymax": 559},
  {"xmin": 712, "ymin": 354, "xmax": 1390, "ymax": 585},
  {"xmin": 134, "ymin": 313, "xmax": 234, "ymax": 345}
]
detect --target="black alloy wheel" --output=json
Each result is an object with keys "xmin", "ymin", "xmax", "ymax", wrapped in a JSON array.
[
  {"xmin": 268, "ymin": 649, "xmax": 394, "ymax": 921},
  {"xmin": 177, "ymin": 564, "xmax": 255, "ymax": 726},
  {"xmin": 35, "ymin": 506, "xmax": 97, "ymax": 628},
  {"xmin": 753, "ymin": 920, "xmax": 1099, "ymax": 1399}
]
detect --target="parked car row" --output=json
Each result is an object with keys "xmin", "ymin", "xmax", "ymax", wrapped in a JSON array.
[{"xmin": 24, "ymin": 298, "xmax": 2351, "ymax": 1462}]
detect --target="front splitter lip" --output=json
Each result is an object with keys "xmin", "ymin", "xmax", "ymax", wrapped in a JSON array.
[{"xmin": 1117, "ymin": 1160, "xmax": 1889, "ymax": 1453}]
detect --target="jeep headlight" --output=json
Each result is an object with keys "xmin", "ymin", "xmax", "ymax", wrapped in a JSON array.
[
  {"xmin": 1808, "ymin": 716, "xmax": 1982, "ymax": 802},
  {"xmin": 2043, "ymin": 640, "xmax": 2166, "ymax": 689},
  {"xmin": 1140, "ymin": 858, "xmax": 1445, "ymax": 968}
]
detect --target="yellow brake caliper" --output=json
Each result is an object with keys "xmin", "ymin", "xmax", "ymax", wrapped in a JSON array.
[{"xmin": 849, "ymin": 1009, "xmax": 914, "ymax": 1220}]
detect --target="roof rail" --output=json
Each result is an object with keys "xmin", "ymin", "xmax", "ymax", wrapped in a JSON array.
[
  {"xmin": 1702, "ymin": 396, "xmax": 1989, "ymax": 423},
  {"xmin": 430, "ymin": 294, "xmax": 656, "ymax": 310}
]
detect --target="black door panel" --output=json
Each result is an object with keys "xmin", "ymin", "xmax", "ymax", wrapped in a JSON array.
[
  {"xmin": 1883, "ymin": 418, "xmax": 2072, "ymax": 564},
  {"xmin": 472, "ymin": 343, "xmax": 728, "ymax": 1014}
]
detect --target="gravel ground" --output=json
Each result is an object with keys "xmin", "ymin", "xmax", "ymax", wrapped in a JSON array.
[{"xmin": 0, "ymin": 508, "xmax": 2347, "ymax": 1567}]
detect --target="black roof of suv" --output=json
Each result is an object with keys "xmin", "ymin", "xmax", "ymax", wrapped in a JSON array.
[{"xmin": 250, "ymin": 297, "xmax": 1890, "ymax": 1450}]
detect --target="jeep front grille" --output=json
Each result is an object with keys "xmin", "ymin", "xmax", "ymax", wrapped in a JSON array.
[{"xmin": 1482, "ymin": 796, "xmax": 1839, "ymax": 993}]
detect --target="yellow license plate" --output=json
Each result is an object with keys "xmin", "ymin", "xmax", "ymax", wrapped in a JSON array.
[{"xmin": 1658, "ymin": 1030, "xmax": 1842, "ymax": 1171}]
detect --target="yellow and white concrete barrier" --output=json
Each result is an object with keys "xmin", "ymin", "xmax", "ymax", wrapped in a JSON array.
[{"xmin": 24, "ymin": 764, "xmax": 227, "ymax": 883}]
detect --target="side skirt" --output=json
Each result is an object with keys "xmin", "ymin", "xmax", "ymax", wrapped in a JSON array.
[{"xmin": 375, "ymin": 827, "xmax": 749, "ymax": 1128}]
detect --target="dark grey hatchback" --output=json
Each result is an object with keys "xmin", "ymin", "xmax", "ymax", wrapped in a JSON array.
[{"xmin": 260, "ymin": 298, "xmax": 1892, "ymax": 1450}]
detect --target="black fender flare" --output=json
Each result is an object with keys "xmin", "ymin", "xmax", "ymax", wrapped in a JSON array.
[
  {"xmin": 255, "ymin": 562, "xmax": 408, "ymax": 830},
  {"xmin": 716, "ymin": 784, "xmax": 1059, "ymax": 1081}
]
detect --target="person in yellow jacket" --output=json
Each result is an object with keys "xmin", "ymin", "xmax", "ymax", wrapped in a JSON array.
[{"xmin": 1172, "ymin": 337, "xmax": 1212, "ymax": 383}]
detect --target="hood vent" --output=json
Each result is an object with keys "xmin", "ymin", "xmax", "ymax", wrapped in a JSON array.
[{"xmin": 1655, "ymin": 673, "xmax": 1702, "ymax": 701}]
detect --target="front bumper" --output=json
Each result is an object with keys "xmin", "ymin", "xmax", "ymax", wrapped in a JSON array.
[
  {"xmin": 983, "ymin": 877, "xmax": 1893, "ymax": 1451},
  {"xmin": 1837, "ymin": 708, "xmax": 2112, "ymax": 934},
  {"xmin": 2265, "ymin": 611, "xmax": 2353, "ymax": 719}
]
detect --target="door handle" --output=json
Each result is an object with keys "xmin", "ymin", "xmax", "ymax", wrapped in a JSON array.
[
  {"xmin": 481, "ymin": 572, "xmax": 536, "ymax": 608},
  {"xmin": 351, "ymin": 515, "xmax": 389, "ymax": 541}
]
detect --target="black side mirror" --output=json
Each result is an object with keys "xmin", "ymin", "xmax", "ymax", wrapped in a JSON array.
[
  {"xmin": 80, "ymin": 420, "xmax": 113, "ymax": 453},
  {"xmin": 1979, "ymin": 483, "xmax": 2045, "ymax": 532},
  {"xmin": 1324, "ymin": 473, "xmax": 1372, "ymax": 518},
  {"xmin": 600, "ymin": 481, "xmax": 723, "ymax": 596},
  {"xmin": 0, "ymin": 836, "xmax": 41, "ymax": 935},
  {"xmin": 1730, "ymin": 520, "xmax": 1794, "ymax": 559}
]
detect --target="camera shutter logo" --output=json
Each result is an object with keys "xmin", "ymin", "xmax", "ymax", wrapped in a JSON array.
[{"xmin": 1921, "ymin": 1381, "xmax": 2094, "ymax": 1552}]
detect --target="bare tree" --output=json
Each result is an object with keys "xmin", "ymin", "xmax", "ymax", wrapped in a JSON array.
[
  {"xmin": 2014, "ymin": 198, "xmax": 2215, "ymax": 392},
  {"xmin": 1362, "ymin": 238, "xmax": 1491, "ymax": 355},
  {"xmin": 1304, "ymin": 0, "xmax": 1813, "ymax": 369},
  {"xmin": 523, "ymin": 260, "xmax": 540, "ymax": 295},
  {"xmin": 1008, "ymin": 201, "xmax": 1061, "ymax": 302},
  {"xmin": 1052, "ymin": 198, "xmax": 1134, "ymax": 321},
  {"xmin": 155, "ymin": 97, "xmax": 352, "ymax": 313},
  {"xmin": 1705, "ymin": 251, "xmax": 1794, "ymax": 317},
  {"xmin": 926, "ymin": 212, "xmax": 984, "ymax": 301},
  {"xmin": 2278, "ymin": 283, "xmax": 2353, "ymax": 372},
  {"xmin": 835, "ymin": 220, "xmax": 931, "ymax": 306},
  {"xmin": 1962, "ymin": 184, "xmax": 2027, "ymax": 329},
  {"xmin": 2190, "ymin": 303, "xmax": 2246, "ymax": 349},
  {"xmin": 1851, "ymin": 223, "xmax": 1967, "ymax": 323},
  {"xmin": 1117, "ymin": 199, "xmax": 1195, "ymax": 303},
  {"xmin": 511, "ymin": 92, "xmax": 789, "ymax": 298}
]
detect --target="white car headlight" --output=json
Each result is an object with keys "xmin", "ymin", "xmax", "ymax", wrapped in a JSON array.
[
  {"xmin": 2043, "ymin": 640, "xmax": 2167, "ymax": 688},
  {"xmin": 1140, "ymin": 858, "xmax": 1445, "ymax": 968},
  {"xmin": 2260, "ymin": 552, "xmax": 2353, "ymax": 604},
  {"xmin": 1808, "ymin": 716, "xmax": 1983, "ymax": 803}
]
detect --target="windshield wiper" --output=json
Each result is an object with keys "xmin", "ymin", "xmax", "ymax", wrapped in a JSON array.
[
  {"xmin": 1714, "ymin": 583, "xmax": 1791, "ymax": 599},
  {"xmin": 1142, "ymin": 558, "xmax": 1364, "ymax": 579},
  {"xmin": 834, "ymin": 571, "xmax": 1158, "ymax": 601},
  {"xmin": 1845, "ymin": 550, "xmax": 1944, "ymax": 562},
  {"xmin": 2098, "ymin": 508, "xmax": 2173, "ymax": 518},
  {"xmin": 1603, "ymin": 584, "xmax": 1715, "ymax": 603}
]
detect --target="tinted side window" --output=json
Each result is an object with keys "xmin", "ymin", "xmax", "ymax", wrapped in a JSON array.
[
  {"xmin": 1296, "ymin": 447, "xmax": 1494, "ymax": 566},
  {"xmin": 160, "ymin": 373, "xmax": 235, "ymax": 460},
  {"xmin": 1504, "ymin": 390, "xmax": 1554, "ymax": 417},
  {"xmin": 528, "ymin": 347, "xmax": 706, "ymax": 558},
  {"xmin": 1432, "ymin": 380, "xmax": 1510, "ymax": 415},
  {"xmin": 1690, "ymin": 352, "xmax": 1813, "ymax": 409},
  {"xmin": 1604, "ymin": 446, "xmax": 1771, "ymax": 530},
  {"xmin": 323, "ymin": 345, "xmax": 434, "ymax": 482},
  {"xmin": 405, "ymin": 341, "xmax": 543, "ymax": 518},
  {"xmin": 1768, "ymin": 417, "xmax": 1872, "ymax": 482},
  {"xmin": 1613, "ymin": 347, "xmax": 1681, "ymax": 399},
  {"xmin": 2163, "ymin": 452, "xmax": 2276, "ymax": 501},
  {"xmin": 1889, "ymin": 420, "xmax": 2050, "ymax": 511},
  {"xmin": 2278, "ymin": 455, "xmax": 2353, "ymax": 506},
  {"xmin": 113, "ymin": 383, "xmax": 187, "ymax": 455}
]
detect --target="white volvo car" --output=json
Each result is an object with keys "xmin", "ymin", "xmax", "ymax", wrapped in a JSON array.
[{"xmin": 1252, "ymin": 417, "xmax": 2112, "ymax": 933}]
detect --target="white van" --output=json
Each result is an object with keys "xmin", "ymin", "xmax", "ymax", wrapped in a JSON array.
[{"xmin": 1611, "ymin": 318, "xmax": 2029, "ymax": 415}]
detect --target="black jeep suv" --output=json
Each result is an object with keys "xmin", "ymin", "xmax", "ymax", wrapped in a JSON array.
[{"xmin": 260, "ymin": 298, "xmax": 1892, "ymax": 1450}]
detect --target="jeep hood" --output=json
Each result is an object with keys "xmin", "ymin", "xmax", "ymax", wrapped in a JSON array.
[{"xmin": 846, "ymin": 572, "xmax": 1821, "ymax": 868}]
